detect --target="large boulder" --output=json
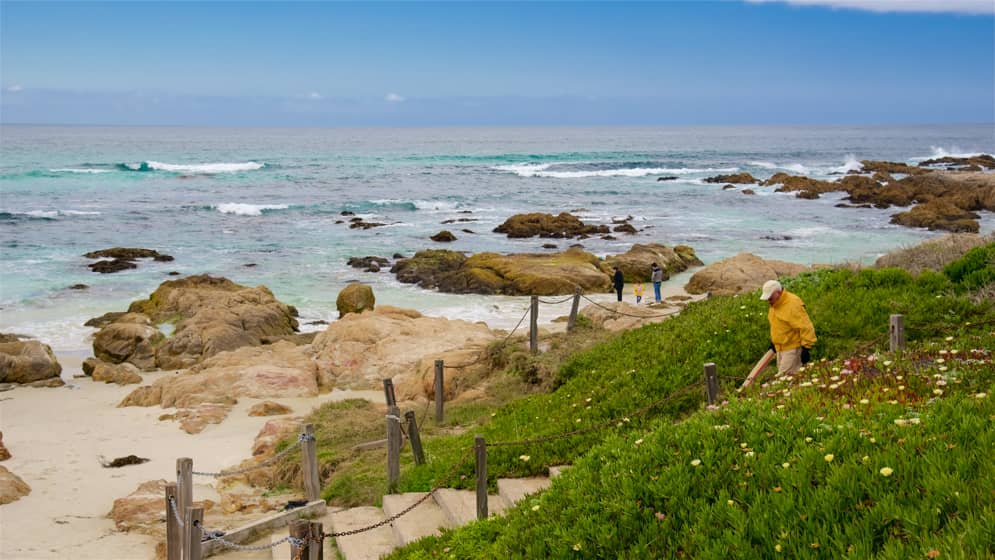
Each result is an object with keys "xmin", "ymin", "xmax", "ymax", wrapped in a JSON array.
[
  {"xmin": 580, "ymin": 301, "xmax": 680, "ymax": 332},
  {"xmin": 92, "ymin": 313, "xmax": 163, "ymax": 371},
  {"xmin": 392, "ymin": 250, "xmax": 468, "ymax": 289},
  {"xmin": 763, "ymin": 173, "xmax": 838, "ymax": 197},
  {"xmin": 336, "ymin": 283, "xmax": 375, "ymax": 317},
  {"xmin": 90, "ymin": 361, "xmax": 144, "ymax": 385},
  {"xmin": 703, "ymin": 172, "xmax": 758, "ymax": 184},
  {"xmin": 110, "ymin": 275, "xmax": 300, "ymax": 370},
  {"xmin": 119, "ymin": 340, "xmax": 318, "ymax": 412},
  {"xmin": 0, "ymin": 466, "xmax": 30, "ymax": 504},
  {"xmin": 0, "ymin": 338, "xmax": 62, "ymax": 384},
  {"xmin": 685, "ymin": 253, "xmax": 809, "ymax": 296},
  {"xmin": 0, "ymin": 432, "xmax": 10, "ymax": 461},
  {"xmin": 493, "ymin": 212, "xmax": 609, "ymax": 239},
  {"xmin": 311, "ymin": 306, "xmax": 497, "ymax": 396},
  {"xmin": 107, "ymin": 479, "xmax": 215, "ymax": 535},
  {"xmin": 890, "ymin": 200, "xmax": 980, "ymax": 233},
  {"xmin": 603, "ymin": 243, "xmax": 703, "ymax": 282}
]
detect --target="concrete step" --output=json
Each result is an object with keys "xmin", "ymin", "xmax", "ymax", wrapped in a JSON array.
[
  {"xmin": 433, "ymin": 488, "xmax": 508, "ymax": 527},
  {"xmin": 496, "ymin": 476, "xmax": 552, "ymax": 507},
  {"xmin": 327, "ymin": 506, "xmax": 399, "ymax": 560},
  {"xmin": 269, "ymin": 506, "xmax": 343, "ymax": 560},
  {"xmin": 382, "ymin": 492, "xmax": 453, "ymax": 546}
]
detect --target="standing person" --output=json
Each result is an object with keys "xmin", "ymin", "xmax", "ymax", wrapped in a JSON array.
[
  {"xmin": 650, "ymin": 262, "xmax": 663, "ymax": 303},
  {"xmin": 633, "ymin": 282, "xmax": 644, "ymax": 304},
  {"xmin": 613, "ymin": 267, "xmax": 624, "ymax": 302},
  {"xmin": 760, "ymin": 279, "xmax": 816, "ymax": 375}
]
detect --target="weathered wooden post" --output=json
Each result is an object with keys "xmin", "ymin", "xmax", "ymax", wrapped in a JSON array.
[
  {"xmin": 404, "ymin": 410, "xmax": 425, "ymax": 465},
  {"xmin": 530, "ymin": 295, "xmax": 539, "ymax": 354},
  {"xmin": 475, "ymin": 436, "xmax": 488, "ymax": 520},
  {"xmin": 184, "ymin": 506, "xmax": 203, "ymax": 560},
  {"xmin": 889, "ymin": 314, "xmax": 906, "ymax": 352},
  {"xmin": 308, "ymin": 521, "xmax": 324, "ymax": 560},
  {"xmin": 383, "ymin": 378, "xmax": 397, "ymax": 407},
  {"xmin": 301, "ymin": 424, "xmax": 321, "ymax": 502},
  {"xmin": 289, "ymin": 519, "xmax": 310, "ymax": 560},
  {"xmin": 567, "ymin": 286, "xmax": 582, "ymax": 332},
  {"xmin": 434, "ymin": 359, "xmax": 445, "ymax": 424},
  {"xmin": 164, "ymin": 482, "xmax": 181, "ymax": 560},
  {"xmin": 704, "ymin": 363, "xmax": 720, "ymax": 406},
  {"xmin": 387, "ymin": 405, "xmax": 402, "ymax": 492},
  {"xmin": 176, "ymin": 456, "xmax": 193, "ymax": 560}
]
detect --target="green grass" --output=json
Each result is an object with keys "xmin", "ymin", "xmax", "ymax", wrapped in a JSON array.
[{"xmin": 273, "ymin": 249, "xmax": 995, "ymax": 558}]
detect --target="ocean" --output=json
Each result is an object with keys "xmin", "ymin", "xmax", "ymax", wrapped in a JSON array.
[{"xmin": 1, "ymin": 124, "xmax": 993, "ymax": 355}]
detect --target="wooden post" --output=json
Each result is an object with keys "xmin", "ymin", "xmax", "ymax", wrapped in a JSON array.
[
  {"xmin": 289, "ymin": 519, "xmax": 310, "ymax": 560},
  {"xmin": 387, "ymin": 405, "xmax": 401, "ymax": 492},
  {"xmin": 164, "ymin": 482, "xmax": 181, "ymax": 560},
  {"xmin": 404, "ymin": 410, "xmax": 425, "ymax": 465},
  {"xmin": 184, "ymin": 507, "xmax": 203, "ymax": 560},
  {"xmin": 434, "ymin": 359, "xmax": 445, "ymax": 424},
  {"xmin": 301, "ymin": 424, "xmax": 321, "ymax": 502},
  {"xmin": 176, "ymin": 456, "xmax": 192, "ymax": 560},
  {"xmin": 889, "ymin": 314, "xmax": 906, "ymax": 352},
  {"xmin": 475, "ymin": 436, "xmax": 488, "ymax": 520},
  {"xmin": 704, "ymin": 363, "xmax": 719, "ymax": 405},
  {"xmin": 529, "ymin": 295, "xmax": 539, "ymax": 354},
  {"xmin": 308, "ymin": 521, "xmax": 324, "ymax": 560},
  {"xmin": 567, "ymin": 286, "xmax": 582, "ymax": 332},
  {"xmin": 382, "ymin": 378, "xmax": 397, "ymax": 407}
]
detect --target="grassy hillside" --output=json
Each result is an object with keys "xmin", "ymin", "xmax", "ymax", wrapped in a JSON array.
[{"xmin": 283, "ymin": 244, "xmax": 995, "ymax": 558}]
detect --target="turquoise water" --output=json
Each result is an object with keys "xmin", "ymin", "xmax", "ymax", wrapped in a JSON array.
[{"xmin": 1, "ymin": 124, "xmax": 993, "ymax": 352}]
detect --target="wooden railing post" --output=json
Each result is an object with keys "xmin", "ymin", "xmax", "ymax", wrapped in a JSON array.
[
  {"xmin": 289, "ymin": 519, "xmax": 310, "ymax": 560},
  {"xmin": 382, "ymin": 378, "xmax": 397, "ymax": 407},
  {"xmin": 176, "ymin": 457, "xmax": 192, "ymax": 560},
  {"xmin": 475, "ymin": 436, "xmax": 488, "ymax": 520},
  {"xmin": 704, "ymin": 363, "xmax": 719, "ymax": 406},
  {"xmin": 529, "ymin": 295, "xmax": 539, "ymax": 354},
  {"xmin": 434, "ymin": 359, "xmax": 445, "ymax": 424},
  {"xmin": 387, "ymin": 405, "xmax": 401, "ymax": 492},
  {"xmin": 404, "ymin": 410, "xmax": 425, "ymax": 465},
  {"xmin": 889, "ymin": 314, "xmax": 906, "ymax": 353},
  {"xmin": 301, "ymin": 424, "xmax": 320, "ymax": 502},
  {"xmin": 184, "ymin": 507, "xmax": 203, "ymax": 560},
  {"xmin": 164, "ymin": 482, "xmax": 181, "ymax": 560},
  {"xmin": 567, "ymin": 286, "xmax": 582, "ymax": 332},
  {"xmin": 308, "ymin": 521, "xmax": 324, "ymax": 560}
]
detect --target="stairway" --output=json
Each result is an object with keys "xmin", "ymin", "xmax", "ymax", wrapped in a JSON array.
[{"xmin": 270, "ymin": 466, "xmax": 568, "ymax": 560}]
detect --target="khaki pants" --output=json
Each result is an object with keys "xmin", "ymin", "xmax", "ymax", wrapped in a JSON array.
[{"xmin": 777, "ymin": 347, "xmax": 803, "ymax": 375}]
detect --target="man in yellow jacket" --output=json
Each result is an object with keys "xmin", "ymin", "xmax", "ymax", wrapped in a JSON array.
[{"xmin": 761, "ymin": 279, "xmax": 816, "ymax": 375}]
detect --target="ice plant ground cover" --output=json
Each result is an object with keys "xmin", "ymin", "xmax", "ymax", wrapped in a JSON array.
[{"xmin": 274, "ymin": 245, "xmax": 994, "ymax": 558}]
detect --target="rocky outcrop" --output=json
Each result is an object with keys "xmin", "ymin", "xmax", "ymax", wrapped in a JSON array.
[
  {"xmin": 763, "ymin": 173, "xmax": 837, "ymax": 197},
  {"xmin": 431, "ymin": 230, "xmax": 457, "ymax": 242},
  {"xmin": 493, "ymin": 212, "xmax": 609, "ymax": 239},
  {"xmin": 919, "ymin": 154, "xmax": 995, "ymax": 170},
  {"xmin": 685, "ymin": 253, "xmax": 809, "ymax": 296},
  {"xmin": 160, "ymin": 403, "xmax": 231, "ymax": 434},
  {"xmin": 0, "ymin": 466, "xmax": 30, "ymax": 504},
  {"xmin": 603, "ymin": 243, "xmax": 703, "ymax": 282},
  {"xmin": 311, "ymin": 306, "xmax": 496, "ymax": 397},
  {"xmin": 347, "ymin": 256, "xmax": 389, "ymax": 272},
  {"xmin": 108, "ymin": 479, "xmax": 216, "ymax": 534},
  {"xmin": 0, "ymin": 338, "xmax": 62, "ymax": 384},
  {"xmin": 859, "ymin": 160, "xmax": 926, "ymax": 175},
  {"xmin": 97, "ymin": 275, "xmax": 300, "ymax": 371},
  {"xmin": 91, "ymin": 361, "xmax": 143, "ymax": 385},
  {"xmin": 0, "ymin": 432, "xmax": 10, "ymax": 461},
  {"xmin": 580, "ymin": 301, "xmax": 680, "ymax": 331},
  {"xmin": 84, "ymin": 247, "xmax": 174, "ymax": 274},
  {"xmin": 119, "ymin": 340, "xmax": 318, "ymax": 411},
  {"xmin": 336, "ymin": 283, "xmax": 375, "ymax": 317},
  {"xmin": 890, "ymin": 200, "xmax": 980, "ymax": 233},
  {"xmin": 248, "ymin": 401, "xmax": 292, "ymax": 417},
  {"xmin": 704, "ymin": 172, "xmax": 758, "ymax": 184},
  {"xmin": 92, "ymin": 313, "xmax": 163, "ymax": 371}
]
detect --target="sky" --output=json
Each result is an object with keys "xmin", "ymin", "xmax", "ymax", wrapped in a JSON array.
[{"xmin": 1, "ymin": 1, "xmax": 992, "ymax": 126}]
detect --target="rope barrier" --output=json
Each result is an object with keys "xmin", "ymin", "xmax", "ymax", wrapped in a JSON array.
[
  {"xmin": 538, "ymin": 295, "xmax": 576, "ymax": 305},
  {"xmin": 191, "ymin": 432, "xmax": 313, "ymax": 477},
  {"xmin": 580, "ymin": 294, "xmax": 681, "ymax": 320},
  {"xmin": 443, "ymin": 304, "xmax": 531, "ymax": 370}
]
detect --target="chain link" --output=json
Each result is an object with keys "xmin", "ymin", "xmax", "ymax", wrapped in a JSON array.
[
  {"xmin": 443, "ymin": 305, "xmax": 531, "ymax": 369},
  {"xmin": 168, "ymin": 496, "xmax": 185, "ymax": 528},
  {"xmin": 191, "ymin": 432, "xmax": 313, "ymax": 477}
]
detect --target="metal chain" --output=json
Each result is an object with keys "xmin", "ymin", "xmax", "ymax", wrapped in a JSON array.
[
  {"xmin": 191, "ymin": 432, "xmax": 313, "ymax": 477},
  {"xmin": 443, "ymin": 305, "xmax": 531, "ymax": 370},
  {"xmin": 200, "ymin": 527, "xmax": 305, "ymax": 551},
  {"xmin": 323, "ymin": 446, "xmax": 474, "ymax": 539},
  {"xmin": 486, "ymin": 381, "xmax": 705, "ymax": 448},
  {"xmin": 168, "ymin": 496, "xmax": 185, "ymax": 528},
  {"xmin": 580, "ymin": 294, "xmax": 680, "ymax": 319}
]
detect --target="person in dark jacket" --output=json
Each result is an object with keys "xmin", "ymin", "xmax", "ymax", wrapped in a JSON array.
[
  {"xmin": 650, "ymin": 262, "xmax": 663, "ymax": 303},
  {"xmin": 613, "ymin": 267, "xmax": 624, "ymax": 302}
]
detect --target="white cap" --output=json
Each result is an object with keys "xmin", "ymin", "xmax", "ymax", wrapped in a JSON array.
[{"xmin": 760, "ymin": 279, "xmax": 782, "ymax": 301}]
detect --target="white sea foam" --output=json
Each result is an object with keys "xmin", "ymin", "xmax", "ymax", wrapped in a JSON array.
[
  {"xmin": 18, "ymin": 210, "xmax": 101, "ymax": 218},
  {"xmin": 749, "ymin": 161, "xmax": 810, "ymax": 174},
  {"xmin": 369, "ymin": 199, "xmax": 460, "ymax": 211},
  {"xmin": 909, "ymin": 147, "xmax": 994, "ymax": 162},
  {"xmin": 215, "ymin": 203, "xmax": 289, "ymax": 216},
  {"xmin": 493, "ymin": 163, "xmax": 739, "ymax": 178},
  {"xmin": 49, "ymin": 168, "xmax": 113, "ymax": 174},
  {"xmin": 833, "ymin": 155, "xmax": 863, "ymax": 174},
  {"xmin": 146, "ymin": 161, "xmax": 265, "ymax": 173}
]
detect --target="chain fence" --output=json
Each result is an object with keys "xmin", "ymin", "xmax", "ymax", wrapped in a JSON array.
[{"xmin": 190, "ymin": 432, "xmax": 313, "ymax": 478}]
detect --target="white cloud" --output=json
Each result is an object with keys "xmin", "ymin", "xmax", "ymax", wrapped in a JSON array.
[
  {"xmin": 746, "ymin": 0, "xmax": 994, "ymax": 14},
  {"xmin": 6, "ymin": 85, "xmax": 24, "ymax": 92},
  {"xmin": 305, "ymin": 91, "xmax": 323, "ymax": 100},
  {"xmin": 385, "ymin": 93, "xmax": 405, "ymax": 103}
]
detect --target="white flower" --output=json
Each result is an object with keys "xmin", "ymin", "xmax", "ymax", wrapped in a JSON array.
[
  {"xmin": 879, "ymin": 467, "xmax": 894, "ymax": 477},
  {"xmin": 690, "ymin": 459, "xmax": 702, "ymax": 467}
]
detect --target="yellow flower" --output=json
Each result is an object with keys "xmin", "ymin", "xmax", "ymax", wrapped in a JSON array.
[
  {"xmin": 775, "ymin": 544, "xmax": 783, "ymax": 552},
  {"xmin": 573, "ymin": 543, "xmax": 582, "ymax": 551},
  {"xmin": 945, "ymin": 336, "xmax": 954, "ymax": 341},
  {"xmin": 859, "ymin": 399, "xmax": 870, "ymax": 404},
  {"xmin": 519, "ymin": 455, "xmax": 531, "ymax": 462},
  {"xmin": 933, "ymin": 389, "xmax": 944, "ymax": 396},
  {"xmin": 690, "ymin": 459, "xmax": 702, "ymax": 467},
  {"xmin": 883, "ymin": 360, "xmax": 893, "ymax": 367},
  {"xmin": 727, "ymin": 499, "xmax": 735, "ymax": 506},
  {"xmin": 824, "ymin": 454, "xmax": 834, "ymax": 462},
  {"xmin": 976, "ymin": 393, "xmax": 988, "ymax": 399},
  {"xmin": 805, "ymin": 437, "xmax": 813, "ymax": 443},
  {"xmin": 782, "ymin": 462, "xmax": 790, "ymax": 469},
  {"xmin": 634, "ymin": 439, "xmax": 643, "ymax": 446},
  {"xmin": 879, "ymin": 467, "xmax": 894, "ymax": 477},
  {"xmin": 531, "ymin": 505, "xmax": 540, "ymax": 512}
]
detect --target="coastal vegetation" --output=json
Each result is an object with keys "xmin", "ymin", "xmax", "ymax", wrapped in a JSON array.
[{"xmin": 275, "ymin": 242, "xmax": 995, "ymax": 558}]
